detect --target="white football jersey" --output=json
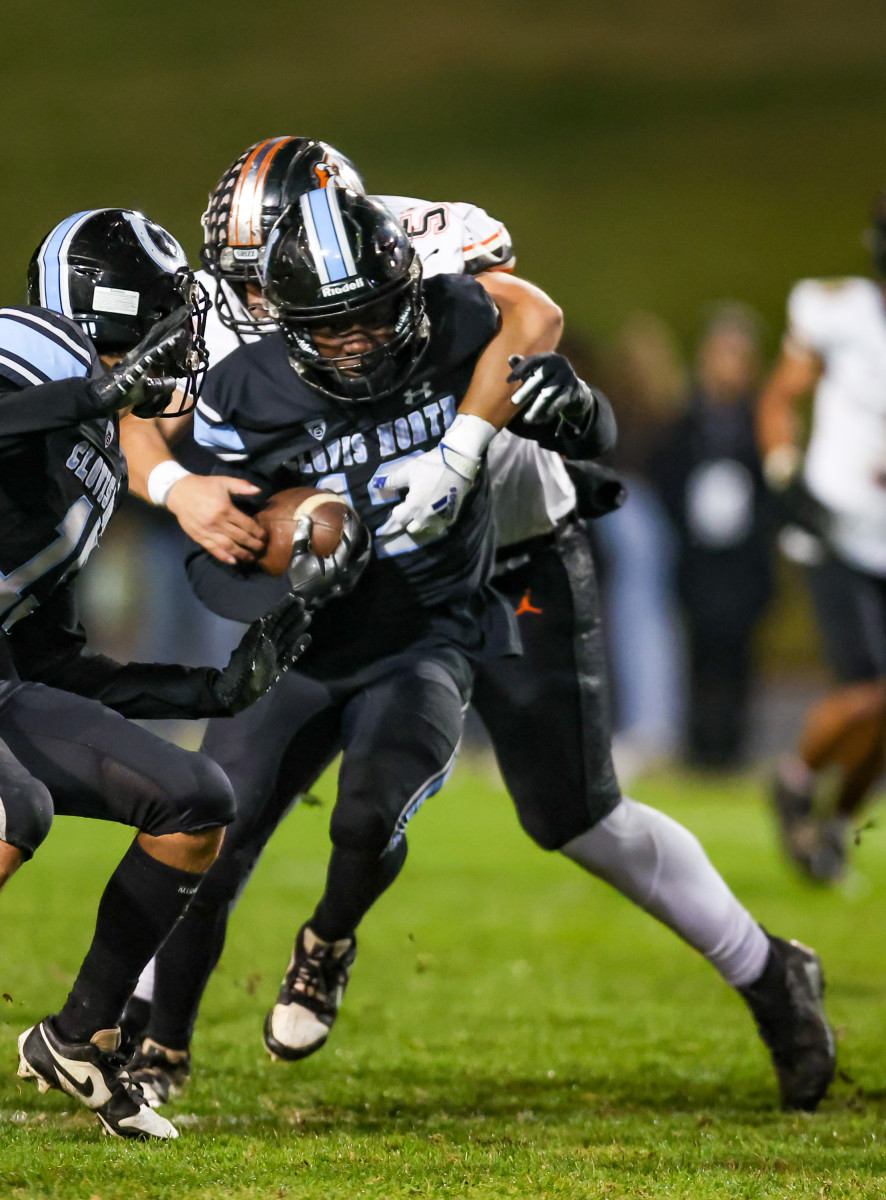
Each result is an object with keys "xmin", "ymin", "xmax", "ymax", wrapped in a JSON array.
[
  {"xmin": 378, "ymin": 197, "xmax": 575, "ymax": 547},
  {"xmin": 197, "ymin": 196, "xmax": 575, "ymax": 550},
  {"xmin": 789, "ymin": 277, "xmax": 886, "ymax": 574}
]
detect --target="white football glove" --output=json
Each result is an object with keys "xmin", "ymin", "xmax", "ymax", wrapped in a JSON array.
[{"xmin": 373, "ymin": 413, "xmax": 496, "ymax": 540}]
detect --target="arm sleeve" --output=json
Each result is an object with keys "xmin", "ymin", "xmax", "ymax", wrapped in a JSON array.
[
  {"xmin": 0, "ymin": 376, "xmax": 107, "ymax": 443},
  {"xmin": 506, "ymin": 387, "xmax": 618, "ymax": 459},
  {"xmin": 186, "ymin": 549, "xmax": 291, "ymax": 623},
  {"xmin": 11, "ymin": 584, "xmax": 229, "ymax": 719}
]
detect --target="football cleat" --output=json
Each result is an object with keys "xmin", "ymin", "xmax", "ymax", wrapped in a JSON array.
[
  {"xmin": 263, "ymin": 924, "xmax": 357, "ymax": 1061},
  {"xmin": 119, "ymin": 996, "xmax": 152, "ymax": 1053},
  {"xmin": 740, "ymin": 933, "xmax": 836, "ymax": 1111},
  {"xmin": 17, "ymin": 1018, "xmax": 179, "ymax": 1140},
  {"xmin": 127, "ymin": 1038, "xmax": 191, "ymax": 1108},
  {"xmin": 770, "ymin": 769, "xmax": 819, "ymax": 878},
  {"xmin": 771, "ymin": 768, "xmax": 848, "ymax": 884},
  {"xmin": 804, "ymin": 817, "xmax": 848, "ymax": 884}
]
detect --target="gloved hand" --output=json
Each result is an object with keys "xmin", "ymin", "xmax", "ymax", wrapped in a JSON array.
[
  {"xmin": 87, "ymin": 307, "xmax": 190, "ymax": 418},
  {"xmin": 373, "ymin": 413, "xmax": 496, "ymax": 540},
  {"xmin": 207, "ymin": 594, "xmax": 312, "ymax": 714},
  {"xmin": 509, "ymin": 352, "xmax": 596, "ymax": 431},
  {"xmin": 286, "ymin": 508, "xmax": 371, "ymax": 607}
]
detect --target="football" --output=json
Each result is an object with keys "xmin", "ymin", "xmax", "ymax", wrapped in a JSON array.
[{"xmin": 256, "ymin": 486, "xmax": 355, "ymax": 577}]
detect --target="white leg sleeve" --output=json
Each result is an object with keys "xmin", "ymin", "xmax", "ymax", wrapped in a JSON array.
[
  {"xmin": 560, "ymin": 797, "xmax": 769, "ymax": 989},
  {"xmin": 132, "ymin": 956, "xmax": 156, "ymax": 1003}
]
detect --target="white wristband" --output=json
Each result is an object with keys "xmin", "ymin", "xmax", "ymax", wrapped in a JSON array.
[
  {"xmin": 440, "ymin": 413, "xmax": 497, "ymax": 481},
  {"xmin": 147, "ymin": 460, "xmax": 192, "ymax": 507}
]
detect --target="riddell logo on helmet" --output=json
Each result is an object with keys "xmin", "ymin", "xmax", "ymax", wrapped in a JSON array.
[{"xmin": 320, "ymin": 277, "xmax": 367, "ymax": 297}]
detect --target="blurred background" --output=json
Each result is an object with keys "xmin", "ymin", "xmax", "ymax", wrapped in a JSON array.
[{"xmin": 7, "ymin": 0, "xmax": 886, "ymax": 775}]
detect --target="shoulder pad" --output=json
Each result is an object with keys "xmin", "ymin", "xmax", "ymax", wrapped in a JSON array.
[
  {"xmin": 0, "ymin": 306, "xmax": 96, "ymax": 389},
  {"xmin": 452, "ymin": 202, "xmax": 516, "ymax": 275}
]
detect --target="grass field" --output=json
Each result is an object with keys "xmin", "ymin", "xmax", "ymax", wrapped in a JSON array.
[{"xmin": 1, "ymin": 757, "xmax": 885, "ymax": 1199}]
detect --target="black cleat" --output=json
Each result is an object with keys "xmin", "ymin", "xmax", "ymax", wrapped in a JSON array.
[
  {"xmin": 770, "ymin": 770, "xmax": 819, "ymax": 878},
  {"xmin": 263, "ymin": 924, "xmax": 356, "ymax": 1061},
  {"xmin": 127, "ymin": 1038, "xmax": 191, "ymax": 1108},
  {"xmin": 805, "ymin": 818, "xmax": 848, "ymax": 884},
  {"xmin": 119, "ymin": 996, "xmax": 153, "ymax": 1053},
  {"xmin": 740, "ymin": 934, "xmax": 836, "ymax": 1111},
  {"xmin": 17, "ymin": 1018, "xmax": 178, "ymax": 1139}
]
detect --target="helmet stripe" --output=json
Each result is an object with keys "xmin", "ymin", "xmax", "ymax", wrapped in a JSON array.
[
  {"xmin": 325, "ymin": 187, "xmax": 358, "ymax": 276},
  {"xmin": 229, "ymin": 137, "xmax": 293, "ymax": 247},
  {"xmin": 301, "ymin": 189, "xmax": 356, "ymax": 284},
  {"xmin": 36, "ymin": 210, "xmax": 96, "ymax": 315}
]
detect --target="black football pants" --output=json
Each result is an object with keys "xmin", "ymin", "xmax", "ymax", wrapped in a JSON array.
[
  {"xmin": 145, "ymin": 645, "xmax": 471, "ymax": 1048},
  {"xmin": 473, "ymin": 520, "xmax": 622, "ymax": 850},
  {"xmin": 0, "ymin": 677, "xmax": 235, "ymax": 861}
]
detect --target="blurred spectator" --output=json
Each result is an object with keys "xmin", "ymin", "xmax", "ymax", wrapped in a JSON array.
[
  {"xmin": 588, "ymin": 313, "xmax": 689, "ymax": 782},
  {"xmin": 651, "ymin": 303, "xmax": 774, "ymax": 769}
]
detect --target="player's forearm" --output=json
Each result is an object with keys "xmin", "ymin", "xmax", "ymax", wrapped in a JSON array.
[
  {"xmin": 0, "ymin": 376, "xmax": 103, "ymax": 438},
  {"xmin": 119, "ymin": 411, "xmax": 192, "ymax": 503},
  {"xmin": 459, "ymin": 275, "xmax": 563, "ymax": 430},
  {"xmin": 756, "ymin": 347, "xmax": 821, "ymax": 484},
  {"xmin": 31, "ymin": 651, "xmax": 229, "ymax": 719}
]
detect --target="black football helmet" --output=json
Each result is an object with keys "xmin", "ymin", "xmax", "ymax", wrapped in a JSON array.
[
  {"xmin": 28, "ymin": 208, "xmax": 209, "ymax": 414},
  {"xmin": 200, "ymin": 136, "xmax": 366, "ymax": 336},
  {"xmin": 262, "ymin": 189, "xmax": 428, "ymax": 403}
]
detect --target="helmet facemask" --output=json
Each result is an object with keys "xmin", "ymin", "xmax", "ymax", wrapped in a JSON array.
[
  {"xmin": 273, "ymin": 261, "xmax": 428, "ymax": 403},
  {"xmin": 159, "ymin": 269, "xmax": 210, "ymax": 417}
]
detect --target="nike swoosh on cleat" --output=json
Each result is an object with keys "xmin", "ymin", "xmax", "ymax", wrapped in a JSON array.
[{"xmin": 39, "ymin": 1026, "xmax": 113, "ymax": 1107}]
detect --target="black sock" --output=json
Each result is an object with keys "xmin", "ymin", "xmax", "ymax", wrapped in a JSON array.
[
  {"xmin": 145, "ymin": 896, "xmax": 231, "ymax": 1051},
  {"xmin": 309, "ymin": 840, "xmax": 408, "ymax": 943},
  {"xmin": 55, "ymin": 839, "xmax": 204, "ymax": 1044}
]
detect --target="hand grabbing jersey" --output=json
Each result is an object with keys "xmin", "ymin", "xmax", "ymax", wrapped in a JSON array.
[{"xmin": 372, "ymin": 413, "xmax": 496, "ymax": 541}]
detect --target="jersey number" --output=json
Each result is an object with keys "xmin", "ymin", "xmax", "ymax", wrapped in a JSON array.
[{"xmin": 316, "ymin": 452, "xmax": 426, "ymax": 558}]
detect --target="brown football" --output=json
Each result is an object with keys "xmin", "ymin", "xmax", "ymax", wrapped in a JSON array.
[{"xmin": 256, "ymin": 486, "xmax": 353, "ymax": 577}]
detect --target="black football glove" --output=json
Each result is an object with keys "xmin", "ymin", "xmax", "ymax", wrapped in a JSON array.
[
  {"xmin": 87, "ymin": 307, "xmax": 191, "ymax": 419},
  {"xmin": 286, "ymin": 509, "xmax": 372, "ymax": 608},
  {"xmin": 509, "ymin": 352, "xmax": 596, "ymax": 431},
  {"xmin": 207, "ymin": 594, "xmax": 311, "ymax": 714}
]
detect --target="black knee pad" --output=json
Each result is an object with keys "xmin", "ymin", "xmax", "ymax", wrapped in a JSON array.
[
  {"xmin": 176, "ymin": 753, "xmax": 237, "ymax": 833},
  {"xmin": 0, "ymin": 768, "xmax": 53, "ymax": 861},
  {"xmin": 330, "ymin": 758, "xmax": 402, "ymax": 854},
  {"xmin": 134, "ymin": 750, "xmax": 236, "ymax": 838}
]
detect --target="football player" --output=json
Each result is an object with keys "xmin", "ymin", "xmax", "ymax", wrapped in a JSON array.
[
  {"xmin": 758, "ymin": 193, "xmax": 886, "ymax": 883},
  {"xmin": 0, "ymin": 208, "xmax": 311, "ymax": 1140},
  {"xmin": 119, "ymin": 141, "xmax": 833, "ymax": 1115}
]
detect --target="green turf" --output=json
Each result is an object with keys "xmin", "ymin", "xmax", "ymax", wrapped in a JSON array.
[{"xmin": 1, "ymin": 759, "xmax": 884, "ymax": 1198}]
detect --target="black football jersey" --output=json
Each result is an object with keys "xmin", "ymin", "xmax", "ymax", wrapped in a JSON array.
[
  {"xmin": 0, "ymin": 307, "xmax": 125, "ymax": 630},
  {"xmin": 190, "ymin": 274, "xmax": 510, "ymax": 670},
  {"xmin": 0, "ymin": 307, "xmax": 228, "ymax": 719}
]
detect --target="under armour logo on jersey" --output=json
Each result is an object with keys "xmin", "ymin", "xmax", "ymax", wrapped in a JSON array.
[
  {"xmin": 306, "ymin": 420, "xmax": 327, "ymax": 441},
  {"xmin": 403, "ymin": 381, "xmax": 436, "ymax": 407}
]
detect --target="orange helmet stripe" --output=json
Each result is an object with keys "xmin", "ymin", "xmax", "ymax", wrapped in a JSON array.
[{"xmin": 228, "ymin": 136, "xmax": 295, "ymax": 247}]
